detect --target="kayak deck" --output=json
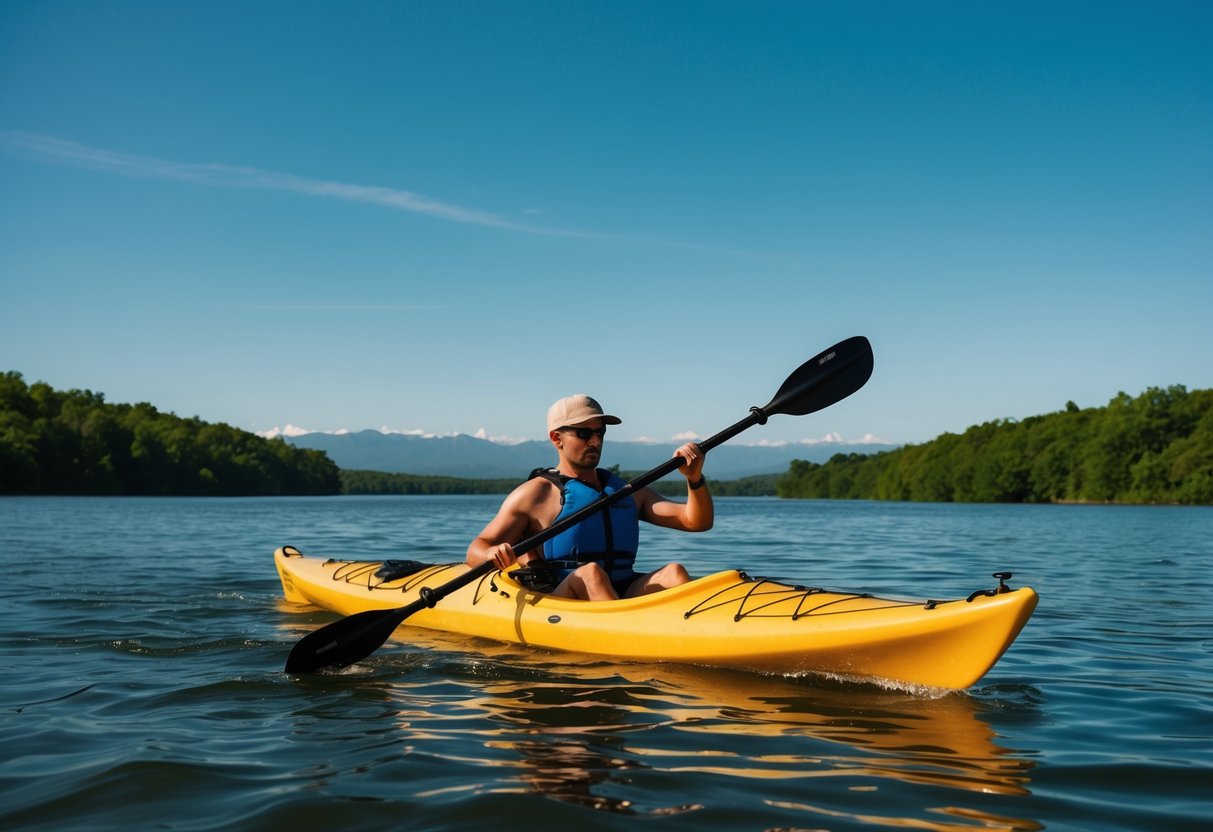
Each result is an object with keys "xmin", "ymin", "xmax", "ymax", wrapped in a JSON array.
[{"xmin": 275, "ymin": 546, "xmax": 1037, "ymax": 689}]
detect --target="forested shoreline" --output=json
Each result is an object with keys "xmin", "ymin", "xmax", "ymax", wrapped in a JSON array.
[
  {"xmin": 341, "ymin": 468, "xmax": 780, "ymax": 497},
  {"xmin": 1, "ymin": 372, "xmax": 340, "ymax": 495},
  {"xmin": 5, "ymin": 372, "xmax": 1209, "ymax": 504},
  {"xmin": 341, "ymin": 469, "xmax": 518, "ymax": 495},
  {"xmin": 777, "ymin": 386, "xmax": 1212, "ymax": 505}
]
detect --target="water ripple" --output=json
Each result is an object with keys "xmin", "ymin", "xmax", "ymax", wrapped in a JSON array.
[{"xmin": 2, "ymin": 496, "xmax": 1211, "ymax": 831}]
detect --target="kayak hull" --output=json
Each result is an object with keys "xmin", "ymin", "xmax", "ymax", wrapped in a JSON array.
[{"xmin": 275, "ymin": 546, "xmax": 1037, "ymax": 689}]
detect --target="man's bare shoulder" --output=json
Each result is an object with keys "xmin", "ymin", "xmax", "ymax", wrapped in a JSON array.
[{"xmin": 504, "ymin": 473, "xmax": 560, "ymax": 509}]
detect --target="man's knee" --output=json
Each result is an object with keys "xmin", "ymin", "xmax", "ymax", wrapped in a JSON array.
[
  {"xmin": 626, "ymin": 563, "xmax": 690, "ymax": 597},
  {"xmin": 654, "ymin": 563, "xmax": 690, "ymax": 586},
  {"xmin": 666, "ymin": 563, "xmax": 690, "ymax": 584},
  {"xmin": 571, "ymin": 563, "xmax": 618, "ymax": 600}
]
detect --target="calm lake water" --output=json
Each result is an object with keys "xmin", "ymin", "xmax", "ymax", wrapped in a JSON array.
[{"xmin": 1, "ymin": 496, "xmax": 1210, "ymax": 831}]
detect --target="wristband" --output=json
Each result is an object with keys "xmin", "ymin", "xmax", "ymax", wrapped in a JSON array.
[{"xmin": 689, "ymin": 475, "xmax": 707, "ymax": 491}]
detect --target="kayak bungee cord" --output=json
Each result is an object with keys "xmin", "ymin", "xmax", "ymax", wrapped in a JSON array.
[
  {"xmin": 682, "ymin": 575, "xmax": 911, "ymax": 622},
  {"xmin": 308, "ymin": 554, "xmax": 928, "ymax": 623}
]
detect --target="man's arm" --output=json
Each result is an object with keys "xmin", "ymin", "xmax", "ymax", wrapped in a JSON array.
[
  {"xmin": 466, "ymin": 478, "xmax": 551, "ymax": 569},
  {"xmin": 636, "ymin": 443, "xmax": 714, "ymax": 532}
]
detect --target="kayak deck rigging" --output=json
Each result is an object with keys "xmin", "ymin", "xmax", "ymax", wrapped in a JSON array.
[
  {"xmin": 276, "ymin": 546, "xmax": 1037, "ymax": 689},
  {"xmin": 683, "ymin": 575, "xmax": 920, "ymax": 622},
  {"xmin": 310, "ymin": 551, "xmax": 933, "ymax": 623}
]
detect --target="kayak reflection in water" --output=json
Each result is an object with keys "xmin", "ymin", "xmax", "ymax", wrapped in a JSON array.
[{"xmin": 466, "ymin": 394, "xmax": 714, "ymax": 601}]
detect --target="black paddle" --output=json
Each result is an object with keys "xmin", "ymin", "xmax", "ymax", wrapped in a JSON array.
[{"xmin": 284, "ymin": 335, "xmax": 874, "ymax": 673}]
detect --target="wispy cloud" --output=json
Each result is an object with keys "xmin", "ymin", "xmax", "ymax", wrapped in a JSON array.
[
  {"xmin": 749, "ymin": 432, "xmax": 894, "ymax": 447},
  {"xmin": 258, "ymin": 424, "xmax": 324, "ymax": 439},
  {"xmin": 242, "ymin": 303, "xmax": 457, "ymax": 311},
  {"xmin": 2, "ymin": 131, "xmax": 588, "ymax": 237},
  {"xmin": 257, "ymin": 423, "xmax": 533, "ymax": 445},
  {"xmin": 472, "ymin": 427, "xmax": 530, "ymax": 446}
]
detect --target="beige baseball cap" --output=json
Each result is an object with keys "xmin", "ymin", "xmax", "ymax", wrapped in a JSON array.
[{"xmin": 547, "ymin": 394, "xmax": 622, "ymax": 432}]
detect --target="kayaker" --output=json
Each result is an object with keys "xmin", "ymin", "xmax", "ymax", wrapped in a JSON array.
[{"xmin": 466, "ymin": 394, "xmax": 714, "ymax": 601}]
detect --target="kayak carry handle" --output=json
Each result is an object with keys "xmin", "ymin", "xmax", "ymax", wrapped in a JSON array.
[{"xmin": 967, "ymin": 572, "xmax": 1016, "ymax": 602}]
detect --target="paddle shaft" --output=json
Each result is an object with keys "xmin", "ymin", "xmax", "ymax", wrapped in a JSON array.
[
  {"xmin": 470, "ymin": 334, "xmax": 873, "ymax": 566},
  {"xmin": 284, "ymin": 335, "xmax": 873, "ymax": 671}
]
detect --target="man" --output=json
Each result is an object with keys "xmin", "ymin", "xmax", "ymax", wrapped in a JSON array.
[{"xmin": 467, "ymin": 394, "xmax": 713, "ymax": 601}]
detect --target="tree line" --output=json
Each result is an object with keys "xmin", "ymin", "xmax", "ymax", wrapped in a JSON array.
[
  {"xmin": 341, "ymin": 469, "xmax": 520, "ymax": 494},
  {"xmin": 8, "ymin": 372, "xmax": 1208, "ymax": 504},
  {"xmin": 777, "ymin": 386, "xmax": 1212, "ymax": 505},
  {"xmin": 643, "ymin": 472, "xmax": 779, "ymax": 497},
  {"xmin": 342, "ymin": 469, "xmax": 780, "ymax": 497},
  {"xmin": 1, "ymin": 372, "xmax": 340, "ymax": 496}
]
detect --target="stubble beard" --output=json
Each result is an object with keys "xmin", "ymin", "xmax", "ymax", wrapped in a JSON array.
[{"xmin": 568, "ymin": 447, "xmax": 601, "ymax": 474}]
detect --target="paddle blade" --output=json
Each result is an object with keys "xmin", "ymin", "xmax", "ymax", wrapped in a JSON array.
[
  {"xmin": 284, "ymin": 604, "xmax": 416, "ymax": 673},
  {"xmin": 762, "ymin": 335, "xmax": 873, "ymax": 417}
]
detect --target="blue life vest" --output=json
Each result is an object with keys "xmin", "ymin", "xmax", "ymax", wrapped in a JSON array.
[{"xmin": 531, "ymin": 468, "xmax": 640, "ymax": 586}]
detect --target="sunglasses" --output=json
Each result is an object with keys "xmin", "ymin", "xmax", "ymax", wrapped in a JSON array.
[{"xmin": 560, "ymin": 426, "xmax": 607, "ymax": 440}]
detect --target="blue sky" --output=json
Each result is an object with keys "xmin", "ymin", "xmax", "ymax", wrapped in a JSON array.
[{"xmin": 2, "ymin": 1, "xmax": 1210, "ymax": 449}]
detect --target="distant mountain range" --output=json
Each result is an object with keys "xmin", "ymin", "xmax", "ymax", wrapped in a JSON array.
[{"xmin": 285, "ymin": 430, "xmax": 898, "ymax": 481}]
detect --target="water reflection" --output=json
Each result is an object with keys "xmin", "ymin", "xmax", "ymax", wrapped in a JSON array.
[{"xmin": 349, "ymin": 636, "xmax": 1041, "ymax": 828}]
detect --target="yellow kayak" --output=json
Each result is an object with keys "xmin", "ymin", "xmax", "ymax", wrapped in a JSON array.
[{"xmin": 275, "ymin": 545, "xmax": 1037, "ymax": 689}]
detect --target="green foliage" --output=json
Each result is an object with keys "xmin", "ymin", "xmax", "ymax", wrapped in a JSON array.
[
  {"xmin": 0, "ymin": 371, "xmax": 340, "ymax": 496},
  {"xmin": 14, "ymin": 370, "xmax": 1205, "ymax": 505},
  {"xmin": 777, "ymin": 386, "xmax": 1213, "ymax": 505},
  {"xmin": 344, "ymin": 468, "xmax": 782, "ymax": 498},
  {"xmin": 340, "ymin": 470, "xmax": 519, "ymax": 495},
  {"xmin": 647, "ymin": 473, "xmax": 780, "ymax": 497},
  {"xmin": 344, "ymin": 469, "xmax": 786, "ymax": 498}
]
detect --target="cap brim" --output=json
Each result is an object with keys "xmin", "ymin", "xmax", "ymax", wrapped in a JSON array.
[{"xmin": 561, "ymin": 414, "xmax": 622, "ymax": 428}]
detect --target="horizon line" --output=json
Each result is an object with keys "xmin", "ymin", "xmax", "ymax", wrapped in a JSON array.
[{"xmin": 258, "ymin": 424, "xmax": 894, "ymax": 447}]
